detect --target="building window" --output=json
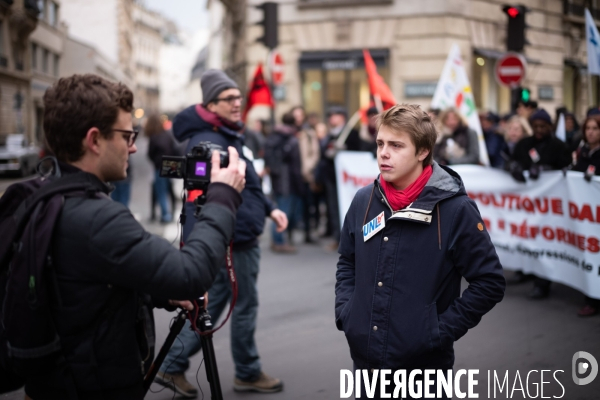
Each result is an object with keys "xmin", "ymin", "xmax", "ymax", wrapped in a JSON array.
[
  {"xmin": 42, "ymin": 48, "xmax": 49, "ymax": 73},
  {"xmin": 31, "ymin": 43, "xmax": 37, "ymax": 70},
  {"xmin": 49, "ymin": 2, "xmax": 58, "ymax": 27},
  {"xmin": 472, "ymin": 54, "xmax": 510, "ymax": 114},
  {"xmin": 53, "ymin": 53, "xmax": 59, "ymax": 77},
  {"xmin": 38, "ymin": 0, "xmax": 46, "ymax": 21}
]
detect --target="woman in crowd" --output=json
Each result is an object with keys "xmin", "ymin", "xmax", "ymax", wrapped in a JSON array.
[
  {"xmin": 434, "ymin": 108, "xmax": 480, "ymax": 165},
  {"xmin": 146, "ymin": 114, "xmax": 179, "ymax": 223},
  {"xmin": 501, "ymin": 115, "xmax": 531, "ymax": 161},
  {"xmin": 573, "ymin": 115, "xmax": 600, "ymax": 317}
]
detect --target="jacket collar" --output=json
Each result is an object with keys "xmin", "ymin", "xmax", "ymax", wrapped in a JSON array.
[
  {"xmin": 58, "ymin": 161, "xmax": 114, "ymax": 195},
  {"xmin": 374, "ymin": 162, "xmax": 464, "ymax": 224}
]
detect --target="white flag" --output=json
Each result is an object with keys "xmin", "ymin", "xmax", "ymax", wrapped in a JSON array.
[
  {"xmin": 586, "ymin": 9, "xmax": 600, "ymax": 76},
  {"xmin": 431, "ymin": 44, "xmax": 490, "ymax": 166},
  {"xmin": 555, "ymin": 113, "xmax": 566, "ymax": 142}
]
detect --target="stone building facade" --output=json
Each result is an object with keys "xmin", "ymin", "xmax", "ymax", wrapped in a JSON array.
[
  {"xmin": 0, "ymin": 0, "xmax": 39, "ymax": 144},
  {"xmin": 61, "ymin": 0, "xmax": 135, "ymax": 85},
  {"xmin": 242, "ymin": 0, "xmax": 597, "ymax": 121},
  {"xmin": 132, "ymin": 2, "xmax": 163, "ymax": 116},
  {"xmin": 30, "ymin": 0, "xmax": 66, "ymax": 144}
]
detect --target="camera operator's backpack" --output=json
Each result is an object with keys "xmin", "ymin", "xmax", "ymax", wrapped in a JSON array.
[{"xmin": 0, "ymin": 161, "xmax": 103, "ymax": 393}]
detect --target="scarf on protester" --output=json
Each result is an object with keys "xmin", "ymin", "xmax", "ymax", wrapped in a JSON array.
[
  {"xmin": 380, "ymin": 165, "xmax": 433, "ymax": 211},
  {"xmin": 195, "ymin": 104, "xmax": 244, "ymax": 132}
]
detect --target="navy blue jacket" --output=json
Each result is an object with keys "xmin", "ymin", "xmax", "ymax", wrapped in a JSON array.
[
  {"xmin": 173, "ymin": 105, "xmax": 274, "ymax": 248},
  {"xmin": 335, "ymin": 163, "xmax": 505, "ymax": 370}
]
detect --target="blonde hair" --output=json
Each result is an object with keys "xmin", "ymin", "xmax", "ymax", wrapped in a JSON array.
[
  {"xmin": 504, "ymin": 115, "xmax": 531, "ymax": 142},
  {"xmin": 376, "ymin": 104, "xmax": 438, "ymax": 166},
  {"xmin": 439, "ymin": 107, "xmax": 467, "ymax": 130}
]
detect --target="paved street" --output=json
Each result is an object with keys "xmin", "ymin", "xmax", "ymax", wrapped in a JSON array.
[{"xmin": 2, "ymin": 137, "xmax": 600, "ymax": 399}]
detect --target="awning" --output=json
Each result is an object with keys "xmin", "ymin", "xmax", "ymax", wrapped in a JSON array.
[
  {"xmin": 299, "ymin": 49, "xmax": 389, "ymax": 70},
  {"xmin": 474, "ymin": 48, "xmax": 541, "ymax": 65}
]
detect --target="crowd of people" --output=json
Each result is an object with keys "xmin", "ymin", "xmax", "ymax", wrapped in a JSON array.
[{"xmin": 239, "ymin": 98, "xmax": 600, "ymax": 318}]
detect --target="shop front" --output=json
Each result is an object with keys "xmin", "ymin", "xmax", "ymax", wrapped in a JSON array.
[{"xmin": 299, "ymin": 49, "xmax": 390, "ymax": 119}]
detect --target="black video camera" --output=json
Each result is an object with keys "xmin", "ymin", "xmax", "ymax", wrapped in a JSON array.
[{"xmin": 160, "ymin": 142, "xmax": 229, "ymax": 191}]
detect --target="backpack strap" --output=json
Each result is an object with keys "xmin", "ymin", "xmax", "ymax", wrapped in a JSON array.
[{"xmin": 0, "ymin": 173, "xmax": 103, "ymax": 272}]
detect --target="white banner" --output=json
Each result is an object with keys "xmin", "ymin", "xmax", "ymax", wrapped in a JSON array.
[
  {"xmin": 431, "ymin": 44, "xmax": 490, "ymax": 166},
  {"xmin": 335, "ymin": 151, "xmax": 600, "ymax": 298},
  {"xmin": 586, "ymin": 8, "xmax": 600, "ymax": 76}
]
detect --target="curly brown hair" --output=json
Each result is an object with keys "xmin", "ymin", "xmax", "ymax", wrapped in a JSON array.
[{"xmin": 43, "ymin": 74, "xmax": 134, "ymax": 162}]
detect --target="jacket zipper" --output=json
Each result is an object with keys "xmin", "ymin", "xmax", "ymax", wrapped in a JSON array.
[{"xmin": 376, "ymin": 183, "xmax": 395, "ymax": 214}]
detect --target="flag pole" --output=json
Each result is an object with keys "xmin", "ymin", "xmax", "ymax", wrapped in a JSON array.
[
  {"xmin": 589, "ymin": 71, "xmax": 595, "ymax": 109},
  {"xmin": 268, "ymin": 50, "xmax": 276, "ymax": 133},
  {"xmin": 336, "ymin": 110, "xmax": 362, "ymax": 148}
]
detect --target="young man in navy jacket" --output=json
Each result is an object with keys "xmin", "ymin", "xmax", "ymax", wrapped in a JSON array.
[{"xmin": 335, "ymin": 104, "xmax": 505, "ymax": 398}]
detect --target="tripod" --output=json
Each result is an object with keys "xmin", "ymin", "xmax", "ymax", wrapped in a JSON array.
[
  {"xmin": 142, "ymin": 297, "xmax": 223, "ymax": 399},
  {"xmin": 142, "ymin": 189, "xmax": 224, "ymax": 399}
]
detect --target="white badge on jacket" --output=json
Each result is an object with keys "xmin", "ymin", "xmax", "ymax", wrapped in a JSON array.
[{"xmin": 363, "ymin": 211, "xmax": 385, "ymax": 242}]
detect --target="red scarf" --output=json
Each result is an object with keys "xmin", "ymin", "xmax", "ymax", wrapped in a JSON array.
[
  {"xmin": 380, "ymin": 165, "xmax": 433, "ymax": 211},
  {"xmin": 195, "ymin": 104, "xmax": 244, "ymax": 132}
]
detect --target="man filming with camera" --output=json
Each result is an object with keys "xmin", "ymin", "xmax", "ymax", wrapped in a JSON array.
[
  {"xmin": 16, "ymin": 74, "xmax": 246, "ymax": 399},
  {"xmin": 156, "ymin": 69, "xmax": 287, "ymax": 395}
]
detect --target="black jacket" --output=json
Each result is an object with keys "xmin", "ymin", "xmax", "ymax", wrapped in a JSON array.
[
  {"xmin": 148, "ymin": 130, "xmax": 180, "ymax": 170},
  {"xmin": 335, "ymin": 163, "xmax": 505, "ymax": 370},
  {"xmin": 264, "ymin": 124, "xmax": 303, "ymax": 196},
  {"xmin": 25, "ymin": 167, "xmax": 240, "ymax": 399},
  {"xmin": 173, "ymin": 105, "xmax": 274, "ymax": 248},
  {"xmin": 511, "ymin": 135, "xmax": 571, "ymax": 171},
  {"xmin": 317, "ymin": 127, "xmax": 361, "ymax": 184},
  {"xmin": 573, "ymin": 144, "xmax": 600, "ymax": 175}
]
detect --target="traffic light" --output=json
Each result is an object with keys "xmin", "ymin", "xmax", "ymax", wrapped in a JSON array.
[
  {"xmin": 256, "ymin": 2, "xmax": 278, "ymax": 50},
  {"xmin": 502, "ymin": 5, "xmax": 527, "ymax": 52},
  {"xmin": 520, "ymin": 87, "xmax": 531, "ymax": 103},
  {"xmin": 510, "ymin": 87, "xmax": 531, "ymax": 112}
]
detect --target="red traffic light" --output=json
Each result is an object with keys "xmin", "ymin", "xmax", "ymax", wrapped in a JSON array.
[{"xmin": 507, "ymin": 7, "xmax": 519, "ymax": 18}]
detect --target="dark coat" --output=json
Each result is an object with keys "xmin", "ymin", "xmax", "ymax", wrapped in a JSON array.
[
  {"xmin": 573, "ymin": 144, "xmax": 600, "ymax": 175},
  {"xmin": 264, "ymin": 124, "xmax": 304, "ymax": 196},
  {"xmin": 484, "ymin": 129, "xmax": 507, "ymax": 169},
  {"xmin": 173, "ymin": 105, "xmax": 274, "ymax": 248},
  {"xmin": 147, "ymin": 130, "xmax": 180, "ymax": 170},
  {"xmin": 434, "ymin": 126, "xmax": 480, "ymax": 165},
  {"xmin": 335, "ymin": 163, "xmax": 505, "ymax": 370},
  {"xmin": 511, "ymin": 135, "xmax": 571, "ymax": 171},
  {"xmin": 25, "ymin": 168, "xmax": 238, "ymax": 399},
  {"xmin": 317, "ymin": 127, "xmax": 361, "ymax": 185}
]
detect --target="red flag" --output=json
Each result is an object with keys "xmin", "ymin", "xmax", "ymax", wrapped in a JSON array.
[
  {"xmin": 243, "ymin": 63, "xmax": 273, "ymax": 122},
  {"xmin": 363, "ymin": 49, "xmax": 397, "ymax": 111}
]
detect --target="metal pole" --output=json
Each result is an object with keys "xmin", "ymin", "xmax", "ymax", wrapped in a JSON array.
[
  {"xmin": 199, "ymin": 311, "xmax": 223, "ymax": 400},
  {"xmin": 268, "ymin": 50, "xmax": 276, "ymax": 133},
  {"xmin": 589, "ymin": 72, "xmax": 595, "ymax": 109}
]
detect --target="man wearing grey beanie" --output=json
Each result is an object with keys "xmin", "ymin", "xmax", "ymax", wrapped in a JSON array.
[{"xmin": 155, "ymin": 69, "xmax": 287, "ymax": 396}]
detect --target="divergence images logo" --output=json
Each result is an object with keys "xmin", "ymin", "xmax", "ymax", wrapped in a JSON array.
[{"xmin": 572, "ymin": 351, "xmax": 598, "ymax": 385}]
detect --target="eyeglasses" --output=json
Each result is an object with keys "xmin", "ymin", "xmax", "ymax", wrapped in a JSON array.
[
  {"xmin": 113, "ymin": 129, "xmax": 139, "ymax": 147},
  {"xmin": 213, "ymin": 95, "xmax": 243, "ymax": 105}
]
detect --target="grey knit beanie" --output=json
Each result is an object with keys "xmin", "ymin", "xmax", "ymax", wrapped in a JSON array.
[{"xmin": 201, "ymin": 69, "xmax": 239, "ymax": 106}]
